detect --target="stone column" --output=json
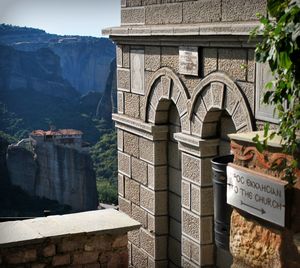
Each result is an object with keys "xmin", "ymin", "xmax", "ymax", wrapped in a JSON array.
[
  {"xmin": 114, "ymin": 113, "xmax": 171, "ymax": 267},
  {"xmin": 175, "ymin": 133, "xmax": 219, "ymax": 267}
]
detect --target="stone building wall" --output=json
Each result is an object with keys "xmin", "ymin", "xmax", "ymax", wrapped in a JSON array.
[
  {"xmin": 115, "ymin": 45, "xmax": 257, "ymax": 267},
  {"xmin": 120, "ymin": 0, "xmax": 266, "ymax": 26},
  {"xmin": 106, "ymin": 0, "xmax": 272, "ymax": 267}
]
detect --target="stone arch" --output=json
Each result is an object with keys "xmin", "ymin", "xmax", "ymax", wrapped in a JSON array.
[
  {"xmin": 143, "ymin": 67, "xmax": 190, "ymax": 267},
  {"xmin": 144, "ymin": 67, "xmax": 190, "ymax": 133},
  {"xmin": 189, "ymin": 72, "xmax": 254, "ymax": 136}
]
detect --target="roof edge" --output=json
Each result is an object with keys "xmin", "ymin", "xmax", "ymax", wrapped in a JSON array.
[{"xmin": 102, "ymin": 21, "xmax": 260, "ymax": 38}]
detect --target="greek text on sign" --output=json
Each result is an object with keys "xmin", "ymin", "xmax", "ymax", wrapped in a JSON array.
[
  {"xmin": 227, "ymin": 163, "xmax": 287, "ymax": 227},
  {"xmin": 179, "ymin": 47, "xmax": 198, "ymax": 76}
]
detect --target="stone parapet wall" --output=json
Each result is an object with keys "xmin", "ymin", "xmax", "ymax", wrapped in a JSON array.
[
  {"xmin": 0, "ymin": 233, "xmax": 128, "ymax": 267},
  {"xmin": 0, "ymin": 210, "xmax": 141, "ymax": 268},
  {"xmin": 120, "ymin": 0, "xmax": 267, "ymax": 26}
]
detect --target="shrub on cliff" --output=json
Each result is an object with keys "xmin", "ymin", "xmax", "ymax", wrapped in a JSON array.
[{"xmin": 90, "ymin": 130, "xmax": 118, "ymax": 204}]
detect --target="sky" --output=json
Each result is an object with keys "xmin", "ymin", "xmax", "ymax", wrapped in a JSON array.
[{"xmin": 0, "ymin": 0, "xmax": 120, "ymax": 37}]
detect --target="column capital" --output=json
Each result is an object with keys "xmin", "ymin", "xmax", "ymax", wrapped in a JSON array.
[
  {"xmin": 112, "ymin": 113, "xmax": 168, "ymax": 141},
  {"xmin": 174, "ymin": 132, "xmax": 219, "ymax": 158}
]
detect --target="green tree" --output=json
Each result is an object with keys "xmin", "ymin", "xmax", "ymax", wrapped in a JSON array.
[
  {"xmin": 96, "ymin": 180, "xmax": 118, "ymax": 205},
  {"xmin": 90, "ymin": 130, "xmax": 118, "ymax": 204},
  {"xmin": 252, "ymin": 0, "xmax": 300, "ymax": 185}
]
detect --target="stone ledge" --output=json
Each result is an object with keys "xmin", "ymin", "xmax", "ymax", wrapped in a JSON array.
[
  {"xmin": 0, "ymin": 209, "xmax": 141, "ymax": 248},
  {"xmin": 102, "ymin": 21, "xmax": 260, "ymax": 37},
  {"xmin": 174, "ymin": 133, "xmax": 219, "ymax": 148},
  {"xmin": 112, "ymin": 113, "xmax": 169, "ymax": 141},
  {"xmin": 228, "ymin": 131, "xmax": 283, "ymax": 148},
  {"xmin": 174, "ymin": 133, "xmax": 219, "ymax": 158}
]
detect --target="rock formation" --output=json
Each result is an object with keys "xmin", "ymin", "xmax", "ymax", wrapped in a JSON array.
[
  {"xmin": 6, "ymin": 130, "xmax": 98, "ymax": 211},
  {"xmin": 0, "ymin": 44, "xmax": 79, "ymax": 100},
  {"xmin": 0, "ymin": 24, "xmax": 116, "ymax": 143},
  {"xmin": 0, "ymin": 24, "xmax": 116, "ymax": 95}
]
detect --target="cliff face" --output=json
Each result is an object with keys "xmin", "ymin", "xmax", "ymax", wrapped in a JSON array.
[
  {"xmin": 6, "ymin": 145, "xmax": 37, "ymax": 194},
  {"xmin": 0, "ymin": 24, "xmax": 116, "ymax": 143},
  {"xmin": 0, "ymin": 24, "xmax": 116, "ymax": 95},
  {"xmin": 0, "ymin": 44, "xmax": 79, "ymax": 100},
  {"xmin": 96, "ymin": 58, "xmax": 117, "ymax": 121},
  {"xmin": 50, "ymin": 38, "xmax": 115, "ymax": 95},
  {"xmin": 6, "ymin": 140, "xmax": 98, "ymax": 212}
]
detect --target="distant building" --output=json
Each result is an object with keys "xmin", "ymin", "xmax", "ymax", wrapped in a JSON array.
[
  {"xmin": 7, "ymin": 128, "xmax": 98, "ymax": 211},
  {"xmin": 30, "ymin": 129, "xmax": 83, "ymax": 148}
]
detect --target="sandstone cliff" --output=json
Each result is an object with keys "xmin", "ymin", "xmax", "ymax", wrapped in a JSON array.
[
  {"xmin": 0, "ymin": 24, "xmax": 116, "ymax": 95},
  {"xmin": 0, "ymin": 44, "xmax": 79, "ymax": 100},
  {"xmin": 6, "ymin": 144, "xmax": 37, "ymax": 194},
  {"xmin": 6, "ymin": 139, "xmax": 98, "ymax": 212},
  {"xmin": 0, "ymin": 24, "xmax": 116, "ymax": 144}
]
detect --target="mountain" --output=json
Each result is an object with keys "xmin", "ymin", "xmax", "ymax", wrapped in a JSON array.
[
  {"xmin": 0, "ymin": 44, "xmax": 79, "ymax": 99},
  {"xmin": 0, "ymin": 24, "xmax": 118, "ymax": 208},
  {"xmin": 0, "ymin": 24, "xmax": 116, "ymax": 95},
  {"xmin": 0, "ymin": 24, "xmax": 116, "ymax": 143}
]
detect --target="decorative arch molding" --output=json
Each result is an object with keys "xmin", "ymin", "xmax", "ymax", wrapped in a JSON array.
[
  {"xmin": 189, "ymin": 72, "xmax": 254, "ymax": 135},
  {"xmin": 143, "ymin": 67, "xmax": 190, "ymax": 133}
]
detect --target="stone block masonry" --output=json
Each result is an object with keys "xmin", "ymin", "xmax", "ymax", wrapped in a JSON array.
[
  {"xmin": 106, "ymin": 0, "xmax": 276, "ymax": 267},
  {"xmin": 120, "ymin": 0, "xmax": 267, "ymax": 25},
  {"xmin": 0, "ymin": 210, "xmax": 140, "ymax": 268},
  {"xmin": 1, "ymin": 233, "xmax": 128, "ymax": 267},
  {"xmin": 112, "ymin": 42, "xmax": 255, "ymax": 266}
]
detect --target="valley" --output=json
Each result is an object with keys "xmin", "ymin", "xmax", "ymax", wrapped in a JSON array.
[{"xmin": 0, "ymin": 24, "xmax": 118, "ymax": 215}]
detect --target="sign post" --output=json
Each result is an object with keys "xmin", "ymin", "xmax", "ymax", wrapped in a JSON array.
[{"xmin": 227, "ymin": 163, "xmax": 287, "ymax": 227}]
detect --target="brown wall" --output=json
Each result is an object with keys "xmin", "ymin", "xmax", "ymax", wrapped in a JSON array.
[{"xmin": 0, "ymin": 233, "xmax": 128, "ymax": 267}]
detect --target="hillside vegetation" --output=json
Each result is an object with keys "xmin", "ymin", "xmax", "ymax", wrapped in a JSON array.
[{"xmin": 0, "ymin": 24, "xmax": 118, "ymax": 209}]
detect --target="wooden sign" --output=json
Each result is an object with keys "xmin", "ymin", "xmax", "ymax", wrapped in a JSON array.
[
  {"xmin": 227, "ymin": 164, "xmax": 287, "ymax": 227},
  {"xmin": 179, "ymin": 47, "xmax": 198, "ymax": 76}
]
